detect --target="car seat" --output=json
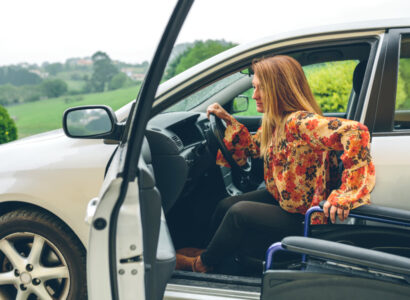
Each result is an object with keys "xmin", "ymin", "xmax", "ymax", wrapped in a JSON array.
[{"xmin": 347, "ymin": 60, "xmax": 367, "ymax": 120}]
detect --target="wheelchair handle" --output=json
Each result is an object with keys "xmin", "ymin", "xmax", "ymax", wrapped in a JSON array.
[{"xmin": 304, "ymin": 201, "xmax": 410, "ymax": 237}]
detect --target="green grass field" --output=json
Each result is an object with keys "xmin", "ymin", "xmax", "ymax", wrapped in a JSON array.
[{"xmin": 8, "ymin": 85, "xmax": 140, "ymax": 138}]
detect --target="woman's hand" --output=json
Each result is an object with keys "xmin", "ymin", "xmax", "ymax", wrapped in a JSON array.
[
  {"xmin": 323, "ymin": 200, "xmax": 350, "ymax": 223},
  {"xmin": 207, "ymin": 103, "xmax": 231, "ymax": 121}
]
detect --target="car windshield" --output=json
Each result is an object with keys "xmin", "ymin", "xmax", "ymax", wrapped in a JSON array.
[{"xmin": 163, "ymin": 72, "xmax": 246, "ymax": 113}]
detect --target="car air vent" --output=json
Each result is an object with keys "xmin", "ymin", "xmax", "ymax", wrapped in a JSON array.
[{"xmin": 171, "ymin": 135, "xmax": 183, "ymax": 149}]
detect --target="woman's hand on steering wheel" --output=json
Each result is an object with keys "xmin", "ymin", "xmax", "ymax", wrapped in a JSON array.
[
  {"xmin": 207, "ymin": 103, "xmax": 231, "ymax": 121},
  {"xmin": 207, "ymin": 103, "xmax": 255, "ymax": 192}
]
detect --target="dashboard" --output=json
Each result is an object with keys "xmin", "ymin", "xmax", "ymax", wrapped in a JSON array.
[{"xmin": 145, "ymin": 112, "xmax": 216, "ymax": 213}]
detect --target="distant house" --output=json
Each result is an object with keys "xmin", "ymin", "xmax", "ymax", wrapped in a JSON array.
[
  {"xmin": 130, "ymin": 73, "xmax": 145, "ymax": 81},
  {"xmin": 66, "ymin": 57, "xmax": 93, "ymax": 69},
  {"xmin": 76, "ymin": 59, "xmax": 92, "ymax": 66},
  {"xmin": 18, "ymin": 63, "xmax": 31, "ymax": 69},
  {"xmin": 28, "ymin": 69, "xmax": 48, "ymax": 79},
  {"xmin": 120, "ymin": 68, "xmax": 145, "ymax": 81},
  {"xmin": 121, "ymin": 67, "xmax": 135, "ymax": 77}
]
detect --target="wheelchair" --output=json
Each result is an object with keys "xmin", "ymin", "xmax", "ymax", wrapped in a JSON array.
[{"xmin": 262, "ymin": 203, "xmax": 410, "ymax": 299}]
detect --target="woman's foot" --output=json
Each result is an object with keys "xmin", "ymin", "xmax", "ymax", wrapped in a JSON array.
[
  {"xmin": 175, "ymin": 254, "xmax": 210, "ymax": 273},
  {"xmin": 175, "ymin": 253, "xmax": 196, "ymax": 271},
  {"xmin": 192, "ymin": 255, "xmax": 209, "ymax": 273},
  {"xmin": 176, "ymin": 247, "xmax": 205, "ymax": 257}
]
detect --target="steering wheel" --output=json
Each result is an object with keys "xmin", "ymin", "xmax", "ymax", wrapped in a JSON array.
[{"xmin": 209, "ymin": 114, "xmax": 255, "ymax": 192}]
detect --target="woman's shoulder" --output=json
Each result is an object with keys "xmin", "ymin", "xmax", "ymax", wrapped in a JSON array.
[
  {"xmin": 286, "ymin": 110, "xmax": 369, "ymax": 133},
  {"xmin": 286, "ymin": 110, "xmax": 319, "ymax": 123}
]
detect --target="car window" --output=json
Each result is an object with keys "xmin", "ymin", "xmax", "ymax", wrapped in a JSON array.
[
  {"xmin": 164, "ymin": 72, "xmax": 246, "ymax": 113},
  {"xmin": 304, "ymin": 60, "xmax": 358, "ymax": 113},
  {"xmin": 235, "ymin": 60, "xmax": 359, "ymax": 117},
  {"xmin": 233, "ymin": 87, "xmax": 262, "ymax": 117},
  {"xmin": 394, "ymin": 34, "xmax": 410, "ymax": 130}
]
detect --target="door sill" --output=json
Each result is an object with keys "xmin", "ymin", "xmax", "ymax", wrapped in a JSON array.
[
  {"xmin": 164, "ymin": 283, "xmax": 260, "ymax": 300},
  {"xmin": 165, "ymin": 271, "xmax": 261, "ymax": 299}
]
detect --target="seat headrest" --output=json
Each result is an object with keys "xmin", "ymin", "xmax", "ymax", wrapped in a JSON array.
[{"xmin": 353, "ymin": 61, "xmax": 367, "ymax": 94}]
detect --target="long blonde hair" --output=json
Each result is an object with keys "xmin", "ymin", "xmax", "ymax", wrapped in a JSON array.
[{"xmin": 252, "ymin": 55, "xmax": 322, "ymax": 157}]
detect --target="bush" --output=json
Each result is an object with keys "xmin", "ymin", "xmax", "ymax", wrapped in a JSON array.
[
  {"xmin": 396, "ymin": 72, "xmax": 407, "ymax": 109},
  {"xmin": 305, "ymin": 61, "xmax": 357, "ymax": 113},
  {"xmin": 25, "ymin": 94, "xmax": 41, "ymax": 102},
  {"xmin": 41, "ymin": 79, "xmax": 68, "ymax": 98},
  {"xmin": 70, "ymin": 73, "xmax": 82, "ymax": 81},
  {"xmin": 0, "ymin": 105, "xmax": 17, "ymax": 144},
  {"xmin": 108, "ymin": 72, "xmax": 127, "ymax": 90},
  {"xmin": 0, "ymin": 84, "xmax": 19, "ymax": 105},
  {"xmin": 396, "ymin": 59, "xmax": 410, "ymax": 109}
]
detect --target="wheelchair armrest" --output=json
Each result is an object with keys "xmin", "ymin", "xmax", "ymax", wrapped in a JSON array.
[
  {"xmin": 282, "ymin": 236, "xmax": 410, "ymax": 276},
  {"xmin": 319, "ymin": 201, "xmax": 410, "ymax": 224}
]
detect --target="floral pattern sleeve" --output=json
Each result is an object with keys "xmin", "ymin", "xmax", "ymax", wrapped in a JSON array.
[
  {"xmin": 215, "ymin": 115, "xmax": 261, "ymax": 168},
  {"xmin": 287, "ymin": 111, "xmax": 376, "ymax": 210}
]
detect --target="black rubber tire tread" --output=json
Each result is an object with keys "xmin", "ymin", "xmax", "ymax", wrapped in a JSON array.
[{"xmin": 0, "ymin": 208, "xmax": 87, "ymax": 300}]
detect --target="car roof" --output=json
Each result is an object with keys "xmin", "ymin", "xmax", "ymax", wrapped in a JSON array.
[{"xmin": 154, "ymin": 17, "xmax": 410, "ymax": 105}]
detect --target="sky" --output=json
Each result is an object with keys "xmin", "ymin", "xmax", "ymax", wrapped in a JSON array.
[{"xmin": 0, "ymin": 0, "xmax": 409, "ymax": 66}]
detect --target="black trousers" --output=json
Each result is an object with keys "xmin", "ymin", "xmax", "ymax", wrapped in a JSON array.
[{"xmin": 201, "ymin": 189, "xmax": 304, "ymax": 267}]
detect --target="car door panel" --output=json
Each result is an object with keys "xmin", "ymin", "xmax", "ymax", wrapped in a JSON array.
[
  {"xmin": 115, "ymin": 179, "xmax": 146, "ymax": 300},
  {"xmin": 370, "ymin": 135, "xmax": 410, "ymax": 210},
  {"xmin": 87, "ymin": 150, "xmax": 134, "ymax": 299},
  {"xmin": 138, "ymin": 136, "xmax": 174, "ymax": 300},
  {"xmin": 138, "ymin": 157, "xmax": 165, "ymax": 300},
  {"xmin": 369, "ymin": 29, "xmax": 410, "ymax": 211}
]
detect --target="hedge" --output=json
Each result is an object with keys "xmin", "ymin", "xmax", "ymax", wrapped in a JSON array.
[{"xmin": 0, "ymin": 105, "xmax": 17, "ymax": 144}]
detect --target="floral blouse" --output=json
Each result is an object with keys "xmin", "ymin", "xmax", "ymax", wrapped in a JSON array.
[{"xmin": 216, "ymin": 111, "xmax": 376, "ymax": 221}]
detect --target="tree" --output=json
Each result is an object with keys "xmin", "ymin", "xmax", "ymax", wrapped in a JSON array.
[
  {"xmin": 91, "ymin": 51, "xmax": 118, "ymax": 92},
  {"xmin": 0, "ymin": 66, "xmax": 42, "ymax": 86},
  {"xmin": 0, "ymin": 105, "xmax": 17, "ymax": 144},
  {"xmin": 44, "ymin": 63, "xmax": 64, "ymax": 76},
  {"xmin": 176, "ymin": 40, "xmax": 236, "ymax": 74},
  {"xmin": 41, "ymin": 79, "xmax": 68, "ymax": 98},
  {"xmin": 163, "ymin": 50, "xmax": 187, "ymax": 80},
  {"xmin": 108, "ymin": 72, "xmax": 128, "ymax": 90},
  {"xmin": 163, "ymin": 40, "xmax": 237, "ymax": 80}
]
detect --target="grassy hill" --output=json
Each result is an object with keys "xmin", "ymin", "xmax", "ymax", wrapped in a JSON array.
[
  {"xmin": 54, "ymin": 70, "xmax": 92, "ymax": 92},
  {"xmin": 8, "ymin": 85, "xmax": 140, "ymax": 138}
]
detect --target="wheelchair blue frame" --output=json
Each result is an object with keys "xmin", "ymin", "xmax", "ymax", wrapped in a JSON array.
[{"xmin": 265, "ymin": 204, "xmax": 410, "ymax": 270}]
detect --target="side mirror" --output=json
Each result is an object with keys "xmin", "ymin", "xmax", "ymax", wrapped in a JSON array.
[
  {"xmin": 63, "ymin": 105, "xmax": 123, "ymax": 140},
  {"xmin": 231, "ymin": 95, "xmax": 249, "ymax": 113}
]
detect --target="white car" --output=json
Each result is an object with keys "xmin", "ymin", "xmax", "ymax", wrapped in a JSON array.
[{"xmin": 1, "ymin": 1, "xmax": 410, "ymax": 299}]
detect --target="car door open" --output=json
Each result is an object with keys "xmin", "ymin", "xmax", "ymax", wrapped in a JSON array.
[{"xmin": 76, "ymin": 1, "xmax": 194, "ymax": 300}]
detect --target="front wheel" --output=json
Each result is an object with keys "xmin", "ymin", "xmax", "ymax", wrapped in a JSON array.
[{"xmin": 0, "ymin": 208, "xmax": 87, "ymax": 300}]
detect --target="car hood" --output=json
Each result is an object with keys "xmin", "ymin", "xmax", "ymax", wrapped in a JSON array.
[
  {"xmin": 3, "ymin": 129, "xmax": 66, "ymax": 147},
  {"xmin": 0, "ymin": 128, "xmax": 116, "ymax": 173}
]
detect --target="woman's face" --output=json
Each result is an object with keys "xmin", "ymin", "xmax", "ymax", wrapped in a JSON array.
[{"xmin": 252, "ymin": 74, "xmax": 264, "ymax": 113}]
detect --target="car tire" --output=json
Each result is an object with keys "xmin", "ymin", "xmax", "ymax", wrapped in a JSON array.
[{"xmin": 0, "ymin": 208, "xmax": 87, "ymax": 299}]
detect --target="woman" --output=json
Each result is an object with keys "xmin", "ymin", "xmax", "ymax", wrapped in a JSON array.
[{"xmin": 176, "ymin": 55, "xmax": 375, "ymax": 273}]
